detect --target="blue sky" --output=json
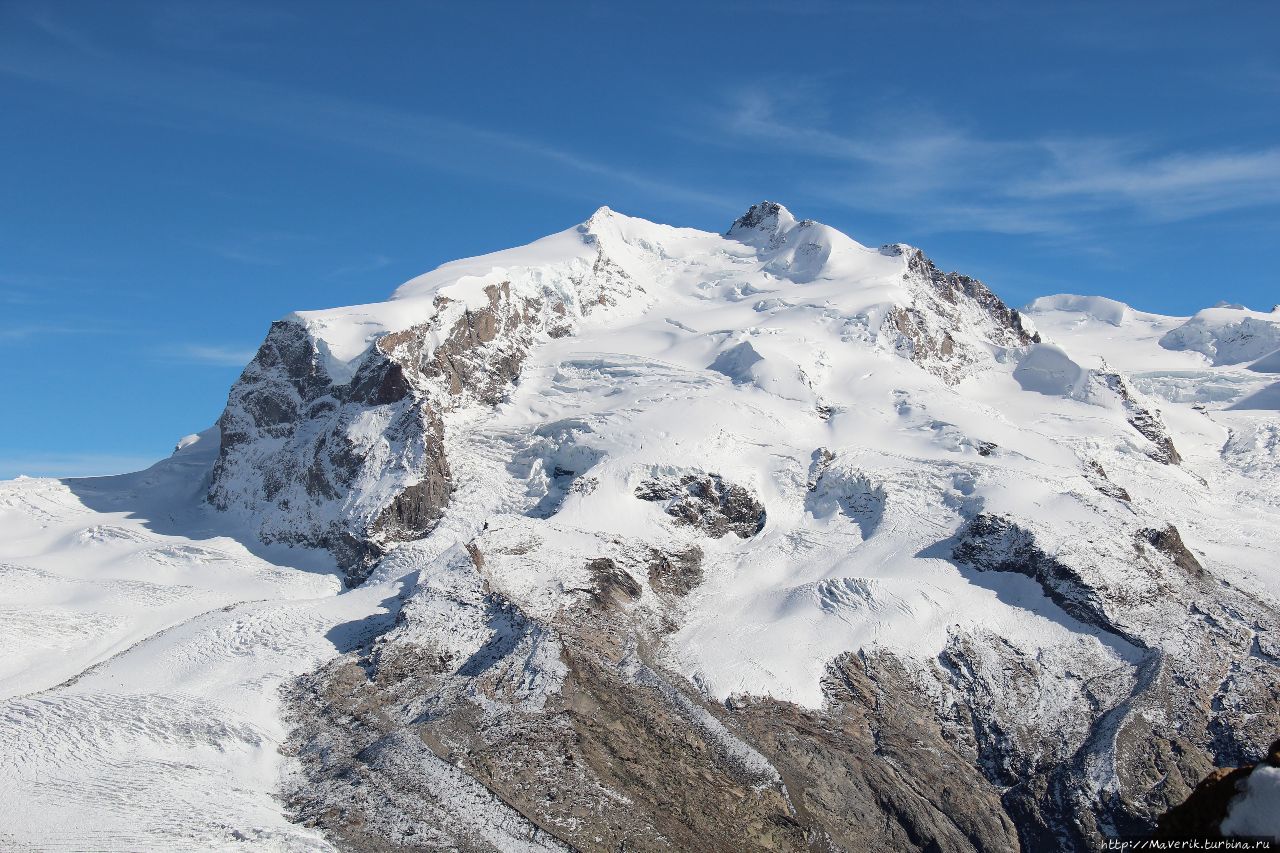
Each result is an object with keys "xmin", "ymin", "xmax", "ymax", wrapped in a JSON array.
[{"xmin": 2, "ymin": 0, "xmax": 1278, "ymax": 478}]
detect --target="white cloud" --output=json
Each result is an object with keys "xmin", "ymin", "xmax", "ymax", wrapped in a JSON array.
[
  {"xmin": 718, "ymin": 89, "xmax": 1280, "ymax": 234},
  {"xmin": 170, "ymin": 344, "xmax": 257, "ymax": 366},
  {"xmin": 325, "ymin": 254, "xmax": 394, "ymax": 279},
  {"xmin": 0, "ymin": 322, "xmax": 108, "ymax": 341},
  {"xmin": 1014, "ymin": 143, "xmax": 1280, "ymax": 219}
]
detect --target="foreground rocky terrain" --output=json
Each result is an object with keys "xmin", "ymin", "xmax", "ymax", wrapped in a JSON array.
[
  {"xmin": 1156, "ymin": 739, "xmax": 1280, "ymax": 839},
  {"xmin": 2, "ymin": 202, "xmax": 1278, "ymax": 850}
]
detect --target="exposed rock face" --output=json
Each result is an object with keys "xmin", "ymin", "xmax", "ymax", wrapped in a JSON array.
[
  {"xmin": 947, "ymin": 511, "xmax": 1280, "ymax": 849},
  {"xmin": 1138, "ymin": 525, "xmax": 1204, "ymax": 578},
  {"xmin": 209, "ymin": 319, "xmax": 453, "ymax": 582},
  {"xmin": 646, "ymin": 546, "xmax": 704, "ymax": 598},
  {"xmin": 584, "ymin": 556, "xmax": 642, "ymax": 608},
  {"xmin": 286, "ymin": 545, "xmax": 1023, "ymax": 853},
  {"xmin": 952, "ymin": 513, "xmax": 1126, "ymax": 642},
  {"xmin": 1154, "ymin": 738, "xmax": 1280, "ymax": 839},
  {"xmin": 635, "ymin": 473, "xmax": 766, "ymax": 538},
  {"xmin": 211, "ymin": 277, "xmax": 618, "ymax": 583},
  {"xmin": 880, "ymin": 245, "xmax": 1041, "ymax": 384},
  {"xmin": 1086, "ymin": 460, "xmax": 1132, "ymax": 502},
  {"xmin": 904, "ymin": 248, "xmax": 1039, "ymax": 343},
  {"xmin": 1093, "ymin": 371, "xmax": 1183, "ymax": 464},
  {"xmin": 724, "ymin": 200, "xmax": 795, "ymax": 249},
  {"xmin": 195, "ymin": 202, "xmax": 1280, "ymax": 852}
]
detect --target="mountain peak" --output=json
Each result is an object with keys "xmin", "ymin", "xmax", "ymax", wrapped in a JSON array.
[
  {"xmin": 725, "ymin": 200, "xmax": 798, "ymax": 247},
  {"xmin": 583, "ymin": 204, "xmax": 616, "ymax": 225},
  {"xmin": 578, "ymin": 205, "xmax": 618, "ymax": 238},
  {"xmin": 8, "ymin": 200, "xmax": 1280, "ymax": 853}
]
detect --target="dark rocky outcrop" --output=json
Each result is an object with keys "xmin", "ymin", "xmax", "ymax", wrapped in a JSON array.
[
  {"xmin": 584, "ymin": 557, "xmax": 641, "ymax": 610},
  {"xmin": 724, "ymin": 200, "xmax": 793, "ymax": 249},
  {"xmin": 1086, "ymin": 460, "xmax": 1132, "ymax": 502},
  {"xmin": 646, "ymin": 546, "xmax": 704, "ymax": 598},
  {"xmin": 285, "ymin": 556, "xmax": 1023, "ymax": 853},
  {"xmin": 635, "ymin": 473, "xmax": 766, "ymax": 539},
  {"xmin": 878, "ymin": 245, "xmax": 1041, "ymax": 384},
  {"xmin": 952, "ymin": 513, "xmax": 1131, "ymax": 643},
  {"xmin": 1137, "ymin": 525, "xmax": 1204, "ymax": 579},
  {"xmin": 1095, "ymin": 372, "xmax": 1182, "ymax": 465},
  {"xmin": 1153, "ymin": 738, "xmax": 1280, "ymax": 840},
  {"xmin": 210, "ymin": 283, "xmax": 578, "ymax": 583},
  {"xmin": 903, "ymin": 248, "xmax": 1040, "ymax": 348}
]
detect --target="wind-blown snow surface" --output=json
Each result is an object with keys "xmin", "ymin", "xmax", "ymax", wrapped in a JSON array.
[
  {"xmin": 0, "ymin": 435, "xmax": 390, "ymax": 850},
  {"xmin": 2, "ymin": 203, "xmax": 1280, "ymax": 848}
]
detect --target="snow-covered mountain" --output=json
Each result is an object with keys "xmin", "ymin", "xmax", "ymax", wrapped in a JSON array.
[{"xmin": 3, "ymin": 202, "xmax": 1279, "ymax": 851}]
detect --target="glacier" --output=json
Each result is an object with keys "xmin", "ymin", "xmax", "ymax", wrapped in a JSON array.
[{"xmin": 2, "ymin": 202, "xmax": 1279, "ymax": 851}]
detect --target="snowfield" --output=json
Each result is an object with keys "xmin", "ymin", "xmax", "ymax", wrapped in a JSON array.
[
  {"xmin": 0, "ymin": 436, "xmax": 384, "ymax": 850},
  {"xmin": 2, "ymin": 202, "xmax": 1279, "ymax": 849}
]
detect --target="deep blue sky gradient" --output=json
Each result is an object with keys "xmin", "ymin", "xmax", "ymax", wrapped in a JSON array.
[{"xmin": 2, "ymin": 0, "xmax": 1279, "ymax": 476}]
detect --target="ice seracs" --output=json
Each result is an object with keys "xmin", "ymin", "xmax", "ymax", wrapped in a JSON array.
[{"xmin": 1159, "ymin": 304, "xmax": 1280, "ymax": 365}]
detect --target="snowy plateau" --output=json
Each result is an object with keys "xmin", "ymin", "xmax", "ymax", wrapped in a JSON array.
[{"xmin": 2, "ymin": 202, "xmax": 1279, "ymax": 852}]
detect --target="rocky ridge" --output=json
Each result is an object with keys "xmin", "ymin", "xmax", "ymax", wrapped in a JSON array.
[
  {"xmin": 5, "ymin": 202, "xmax": 1280, "ymax": 852},
  {"xmin": 212, "ymin": 203, "xmax": 1280, "ymax": 850},
  {"xmin": 210, "ymin": 228, "xmax": 635, "ymax": 584}
]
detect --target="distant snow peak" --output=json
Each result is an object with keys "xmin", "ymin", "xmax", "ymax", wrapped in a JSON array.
[
  {"xmin": 579, "ymin": 204, "xmax": 617, "ymax": 239},
  {"xmin": 1025, "ymin": 294, "xmax": 1133, "ymax": 327},
  {"xmin": 725, "ymin": 200, "xmax": 798, "ymax": 249},
  {"xmin": 1160, "ymin": 306, "xmax": 1280, "ymax": 365}
]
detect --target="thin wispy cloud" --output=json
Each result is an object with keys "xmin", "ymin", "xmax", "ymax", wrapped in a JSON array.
[
  {"xmin": 1, "ymin": 325, "xmax": 56, "ymax": 341},
  {"xmin": 168, "ymin": 343, "xmax": 257, "ymax": 367},
  {"xmin": 16, "ymin": 3, "xmax": 109, "ymax": 59},
  {"xmin": 0, "ymin": 276, "xmax": 37, "ymax": 305},
  {"xmin": 1014, "ymin": 143, "xmax": 1280, "ymax": 220},
  {"xmin": 325, "ymin": 254, "xmax": 394, "ymax": 279},
  {"xmin": 0, "ymin": 271, "xmax": 90, "ymax": 305},
  {"xmin": 717, "ymin": 89, "xmax": 1280, "ymax": 236},
  {"xmin": 147, "ymin": 1, "xmax": 297, "ymax": 52},
  {"xmin": 200, "ymin": 243, "xmax": 284, "ymax": 266},
  {"xmin": 190, "ymin": 231, "xmax": 316, "ymax": 266},
  {"xmin": 0, "ymin": 10, "xmax": 735, "ymax": 214},
  {"xmin": 0, "ymin": 322, "xmax": 116, "ymax": 341}
]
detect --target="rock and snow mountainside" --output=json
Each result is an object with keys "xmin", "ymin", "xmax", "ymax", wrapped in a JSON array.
[{"xmin": 2, "ymin": 202, "xmax": 1279, "ymax": 851}]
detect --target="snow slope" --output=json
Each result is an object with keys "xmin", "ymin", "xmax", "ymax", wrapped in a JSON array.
[
  {"xmin": 2, "ymin": 202, "xmax": 1279, "ymax": 849},
  {"xmin": 0, "ymin": 434, "xmax": 355, "ymax": 849}
]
